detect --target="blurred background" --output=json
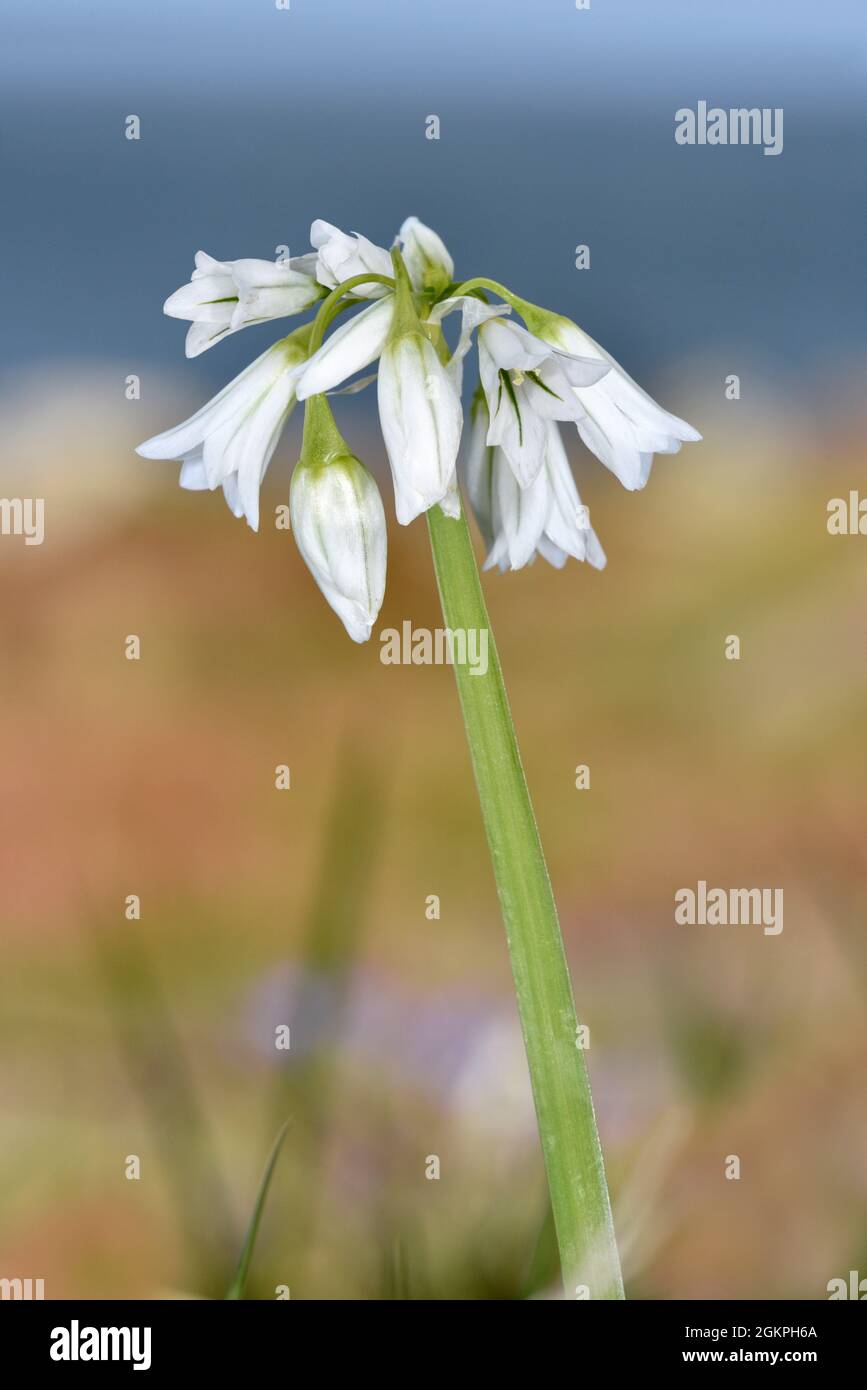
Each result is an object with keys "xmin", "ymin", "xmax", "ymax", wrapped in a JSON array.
[{"xmin": 1, "ymin": 0, "xmax": 866, "ymax": 1299}]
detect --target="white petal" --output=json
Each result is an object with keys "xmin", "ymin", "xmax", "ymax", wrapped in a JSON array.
[
  {"xmin": 479, "ymin": 345, "xmax": 548, "ymax": 489},
  {"xmin": 439, "ymin": 481, "xmax": 462, "ymax": 518},
  {"xmin": 164, "ymin": 272, "xmax": 236, "ymax": 322},
  {"xmin": 138, "ymin": 343, "xmax": 302, "ymax": 529},
  {"xmin": 167, "ymin": 252, "xmax": 321, "ymax": 354},
  {"xmin": 544, "ymin": 319, "xmax": 700, "ymax": 486},
  {"xmin": 377, "ymin": 335, "xmax": 462, "ymax": 524},
  {"xmin": 230, "ymin": 258, "xmax": 321, "ymax": 327},
  {"xmin": 463, "ymin": 401, "xmax": 495, "ymax": 549},
  {"xmin": 399, "ymin": 215, "xmax": 454, "ymax": 294},
  {"xmin": 549, "ymin": 349, "xmax": 611, "ymax": 388},
  {"xmin": 309, "ymin": 219, "xmax": 393, "ymax": 297},
  {"xmin": 574, "ymin": 393, "xmax": 656, "ymax": 490},
  {"xmin": 178, "ymin": 455, "xmax": 208, "ymax": 491},
  {"xmin": 202, "ymin": 367, "xmax": 295, "ymax": 494},
  {"xmin": 193, "ymin": 250, "xmax": 231, "ymax": 277},
  {"xmin": 478, "ymin": 319, "xmax": 550, "ymax": 373},
  {"xmin": 597, "ymin": 363, "xmax": 702, "ymax": 443},
  {"xmin": 478, "ymin": 325, "xmax": 553, "ymax": 487},
  {"xmin": 521, "ymin": 359, "xmax": 588, "ymax": 422},
  {"xmin": 430, "ymin": 295, "xmax": 511, "ymax": 394},
  {"xmin": 494, "ymin": 449, "xmax": 549, "ymax": 569},
  {"xmin": 287, "ymin": 251, "xmax": 319, "ymax": 277},
  {"xmin": 137, "ymin": 341, "xmax": 295, "ymax": 460},
  {"xmin": 185, "ymin": 319, "xmax": 232, "ymax": 358},
  {"xmin": 310, "ymin": 220, "xmax": 340, "ymax": 251},
  {"xmin": 536, "ymin": 535, "xmax": 569, "ymax": 569},
  {"xmin": 428, "ymin": 294, "xmax": 510, "ymax": 332},
  {"xmin": 296, "ymin": 298, "xmax": 394, "ymax": 400},
  {"xmin": 534, "ymin": 313, "xmax": 700, "ymax": 452},
  {"xmin": 290, "ymin": 458, "xmax": 387, "ymax": 642},
  {"xmin": 543, "ymin": 423, "xmax": 606, "ymax": 567},
  {"xmin": 221, "ymin": 473, "xmax": 245, "ymax": 520},
  {"xmin": 498, "ymin": 396, "xmax": 548, "ymax": 489},
  {"xmin": 327, "ymin": 372, "xmax": 378, "ymax": 397}
]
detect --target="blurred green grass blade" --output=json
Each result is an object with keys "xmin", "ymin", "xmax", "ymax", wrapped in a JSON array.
[
  {"xmin": 91, "ymin": 922, "xmax": 237, "ymax": 1296},
  {"xmin": 225, "ymin": 1120, "xmax": 291, "ymax": 1300},
  {"xmin": 271, "ymin": 739, "xmax": 387, "ymax": 1287}
]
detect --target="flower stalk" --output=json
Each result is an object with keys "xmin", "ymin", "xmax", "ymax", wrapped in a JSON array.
[
  {"xmin": 306, "ymin": 272, "xmax": 395, "ymax": 355},
  {"xmin": 426, "ymin": 498, "xmax": 624, "ymax": 1300}
]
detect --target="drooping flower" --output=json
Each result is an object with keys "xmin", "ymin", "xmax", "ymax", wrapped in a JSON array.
[
  {"xmin": 310, "ymin": 220, "xmax": 394, "ymax": 298},
  {"xmin": 375, "ymin": 251, "xmax": 463, "ymax": 525},
  {"xmin": 465, "ymin": 399, "xmax": 606, "ymax": 573},
  {"xmin": 377, "ymin": 334, "xmax": 462, "ymax": 524},
  {"xmin": 398, "ymin": 215, "xmax": 454, "ymax": 298},
  {"xmin": 477, "ymin": 317, "xmax": 610, "ymax": 488},
  {"xmin": 290, "ymin": 396, "xmax": 386, "ymax": 643},
  {"xmin": 311, "ymin": 215, "xmax": 455, "ymax": 302},
  {"xmin": 515, "ymin": 305, "xmax": 702, "ymax": 490},
  {"xmin": 136, "ymin": 330, "xmax": 310, "ymax": 530},
  {"xmin": 164, "ymin": 251, "xmax": 323, "ymax": 358}
]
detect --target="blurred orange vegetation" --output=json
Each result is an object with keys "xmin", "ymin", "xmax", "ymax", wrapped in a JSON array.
[{"xmin": 1, "ymin": 363, "xmax": 866, "ymax": 1299}]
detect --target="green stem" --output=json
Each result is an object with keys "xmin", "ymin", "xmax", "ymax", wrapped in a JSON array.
[
  {"xmin": 224, "ymin": 1120, "xmax": 291, "ymax": 1300},
  {"xmin": 449, "ymin": 277, "xmax": 557, "ymax": 336},
  {"xmin": 451, "ymin": 276, "xmax": 514, "ymax": 302},
  {"xmin": 307, "ymin": 273, "xmax": 395, "ymax": 354},
  {"xmin": 426, "ymin": 501, "xmax": 624, "ymax": 1301}
]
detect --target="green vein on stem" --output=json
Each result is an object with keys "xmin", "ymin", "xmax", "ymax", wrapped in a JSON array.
[{"xmin": 426, "ymin": 501, "xmax": 624, "ymax": 1300}]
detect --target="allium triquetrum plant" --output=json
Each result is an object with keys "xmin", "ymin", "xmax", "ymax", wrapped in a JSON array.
[{"xmin": 138, "ymin": 216, "xmax": 701, "ymax": 1299}]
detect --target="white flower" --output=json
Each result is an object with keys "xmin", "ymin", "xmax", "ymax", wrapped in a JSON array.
[
  {"xmin": 428, "ymin": 294, "xmax": 511, "ymax": 395},
  {"xmin": 311, "ymin": 215, "xmax": 455, "ymax": 302},
  {"xmin": 477, "ymin": 318, "xmax": 610, "ymax": 488},
  {"xmin": 141, "ymin": 215, "xmax": 701, "ymax": 645},
  {"xmin": 298, "ymin": 219, "xmax": 459, "ymax": 407},
  {"xmin": 527, "ymin": 312, "xmax": 702, "ymax": 490},
  {"xmin": 300, "ymin": 240, "xmax": 465, "ymax": 525},
  {"xmin": 466, "ymin": 403, "xmax": 606, "ymax": 573},
  {"xmin": 295, "ymin": 298, "xmax": 395, "ymax": 400},
  {"xmin": 164, "ymin": 251, "xmax": 323, "ymax": 358},
  {"xmin": 378, "ymin": 330, "xmax": 463, "ymax": 525},
  {"xmin": 136, "ymin": 335, "xmax": 307, "ymax": 530},
  {"xmin": 399, "ymin": 216, "xmax": 454, "ymax": 297},
  {"xmin": 310, "ymin": 220, "xmax": 393, "ymax": 298},
  {"xmin": 290, "ymin": 451, "xmax": 387, "ymax": 644}
]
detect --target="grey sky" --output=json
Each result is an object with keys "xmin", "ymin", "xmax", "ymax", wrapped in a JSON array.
[{"xmin": 3, "ymin": 0, "xmax": 865, "ymax": 103}]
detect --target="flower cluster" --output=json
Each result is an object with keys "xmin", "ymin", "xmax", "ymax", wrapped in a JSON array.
[{"xmin": 138, "ymin": 217, "xmax": 700, "ymax": 641}]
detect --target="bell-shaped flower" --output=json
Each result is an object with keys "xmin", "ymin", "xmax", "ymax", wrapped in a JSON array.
[
  {"xmin": 477, "ymin": 318, "xmax": 610, "ymax": 489},
  {"xmin": 310, "ymin": 220, "xmax": 394, "ymax": 298},
  {"xmin": 290, "ymin": 396, "xmax": 386, "ymax": 642},
  {"xmin": 136, "ymin": 330, "xmax": 310, "ymax": 531},
  {"xmin": 466, "ymin": 401, "xmax": 606, "ymax": 573},
  {"xmin": 164, "ymin": 251, "xmax": 323, "ymax": 358},
  {"xmin": 516, "ymin": 307, "xmax": 701, "ymax": 490},
  {"xmin": 398, "ymin": 216, "xmax": 454, "ymax": 298},
  {"xmin": 376, "ymin": 251, "xmax": 463, "ymax": 525}
]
